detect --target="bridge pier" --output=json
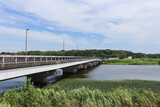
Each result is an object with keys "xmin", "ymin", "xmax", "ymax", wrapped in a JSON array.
[
  {"xmin": 27, "ymin": 75, "xmax": 47, "ymax": 84},
  {"xmin": 63, "ymin": 66, "xmax": 78, "ymax": 73},
  {"xmin": 27, "ymin": 69, "xmax": 62, "ymax": 84},
  {"xmin": 87, "ymin": 63, "xmax": 94, "ymax": 68},
  {"xmin": 93, "ymin": 62, "xmax": 97, "ymax": 66},
  {"xmin": 78, "ymin": 61, "xmax": 100, "ymax": 70},
  {"xmin": 78, "ymin": 64, "xmax": 88, "ymax": 70}
]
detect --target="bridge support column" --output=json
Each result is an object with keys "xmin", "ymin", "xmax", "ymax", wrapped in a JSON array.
[
  {"xmin": 27, "ymin": 75, "xmax": 47, "ymax": 84},
  {"xmin": 63, "ymin": 66, "xmax": 78, "ymax": 73},
  {"xmin": 78, "ymin": 64, "xmax": 88, "ymax": 70},
  {"xmin": 97, "ymin": 61, "xmax": 101, "ymax": 65},
  {"xmin": 27, "ymin": 69, "xmax": 62, "ymax": 84},
  {"xmin": 93, "ymin": 62, "xmax": 97, "ymax": 66},
  {"xmin": 87, "ymin": 63, "xmax": 94, "ymax": 68}
]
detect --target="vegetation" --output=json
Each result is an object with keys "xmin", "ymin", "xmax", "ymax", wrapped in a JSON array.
[
  {"xmin": 45, "ymin": 79, "xmax": 160, "ymax": 94},
  {"xmin": 1, "ymin": 79, "xmax": 160, "ymax": 107},
  {"xmin": 103, "ymin": 59, "xmax": 160, "ymax": 65},
  {"xmin": 1, "ymin": 49, "xmax": 160, "ymax": 59}
]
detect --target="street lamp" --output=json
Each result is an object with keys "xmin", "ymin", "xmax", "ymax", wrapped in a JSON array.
[{"xmin": 25, "ymin": 29, "xmax": 29, "ymax": 56}]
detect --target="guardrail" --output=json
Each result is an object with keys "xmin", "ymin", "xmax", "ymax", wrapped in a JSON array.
[{"xmin": 0, "ymin": 55, "xmax": 89, "ymax": 64}]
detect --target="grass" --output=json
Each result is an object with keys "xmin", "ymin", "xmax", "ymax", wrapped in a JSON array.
[
  {"xmin": 1, "ymin": 79, "xmax": 160, "ymax": 107},
  {"xmin": 45, "ymin": 78, "xmax": 160, "ymax": 94},
  {"xmin": 102, "ymin": 59, "xmax": 160, "ymax": 65}
]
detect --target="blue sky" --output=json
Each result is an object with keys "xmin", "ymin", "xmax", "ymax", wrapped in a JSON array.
[{"xmin": 0, "ymin": 0, "xmax": 160, "ymax": 53}]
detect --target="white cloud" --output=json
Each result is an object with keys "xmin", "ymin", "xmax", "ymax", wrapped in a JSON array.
[
  {"xmin": 90, "ymin": 35, "xmax": 97, "ymax": 38},
  {"xmin": 1, "ymin": 0, "xmax": 160, "ymax": 50},
  {"xmin": 47, "ymin": 27, "xmax": 54, "ymax": 30},
  {"xmin": 77, "ymin": 38, "xmax": 88, "ymax": 45},
  {"xmin": 0, "ymin": 26, "xmax": 75, "ymax": 45},
  {"xmin": 102, "ymin": 38, "xmax": 112, "ymax": 44}
]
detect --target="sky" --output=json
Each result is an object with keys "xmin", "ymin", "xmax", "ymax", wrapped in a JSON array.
[{"xmin": 0, "ymin": 0, "xmax": 160, "ymax": 53}]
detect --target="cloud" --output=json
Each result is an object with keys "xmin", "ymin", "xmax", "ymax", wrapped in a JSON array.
[
  {"xmin": 47, "ymin": 27, "xmax": 54, "ymax": 30},
  {"xmin": 0, "ymin": 26, "xmax": 75, "ymax": 45},
  {"xmin": 77, "ymin": 38, "xmax": 88, "ymax": 45},
  {"xmin": 1, "ymin": 0, "xmax": 160, "ymax": 52},
  {"xmin": 0, "ymin": 26, "xmax": 93, "ymax": 51},
  {"xmin": 102, "ymin": 38, "xmax": 112, "ymax": 44},
  {"xmin": 90, "ymin": 35, "xmax": 97, "ymax": 38}
]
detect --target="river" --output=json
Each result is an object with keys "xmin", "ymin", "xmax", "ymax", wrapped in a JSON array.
[{"xmin": 1, "ymin": 65, "xmax": 160, "ymax": 93}]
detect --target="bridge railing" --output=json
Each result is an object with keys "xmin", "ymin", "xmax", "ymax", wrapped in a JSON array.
[{"xmin": 0, "ymin": 55, "xmax": 90, "ymax": 64}]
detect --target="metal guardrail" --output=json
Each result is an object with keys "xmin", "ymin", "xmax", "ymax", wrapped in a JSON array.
[{"xmin": 0, "ymin": 55, "xmax": 90, "ymax": 64}]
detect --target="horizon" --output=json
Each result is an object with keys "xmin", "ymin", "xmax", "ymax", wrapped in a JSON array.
[{"xmin": 0, "ymin": 0, "xmax": 160, "ymax": 54}]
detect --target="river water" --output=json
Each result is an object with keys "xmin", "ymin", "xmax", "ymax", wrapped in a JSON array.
[{"xmin": 1, "ymin": 65, "xmax": 160, "ymax": 93}]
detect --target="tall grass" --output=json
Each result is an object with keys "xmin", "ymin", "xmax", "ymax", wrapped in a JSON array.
[
  {"xmin": 102, "ymin": 59, "xmax": 160, "ymax": 65},
  {"xmin": 46, "ymin": 79, "xmax": 160, "ymax": 94},
  {"xmin": 1, "ymin": 79, "xmax": 160, "ymax": 107}
]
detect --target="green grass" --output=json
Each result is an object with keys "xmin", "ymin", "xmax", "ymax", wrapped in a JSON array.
[
  {"xmin": 1, "ymin": 79, "xmax": 160, "ymax": 107},
  {"xmin": 102, "ymin": 59, "xmax": 160, "ymax": 65},
  {"xmin": 45, "ymin": 78, "xmax": 160, "ymax": 94}
]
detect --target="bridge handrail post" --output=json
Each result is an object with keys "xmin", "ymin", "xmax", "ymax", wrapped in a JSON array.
[
  {"xmin": 40, "ymin": 57, "xmax": 42, "ymax": 62},
  {"xmin": 33, "ymin": 57, "xmax": 35, "ymax": 62},
  {"xmin": 25, "ymin": 57, "xmax": 27, "ymax": 63},
  {"xmin": 15, "ymin": 57, "xmax": 17, "ymax": 64},
  {"xmin": 46, "ymin": 57, "xmax": 47, "ymax": 62},
  {"xmin": 2, "ymin": 57, "xmax": 5, "ymax": 64}
]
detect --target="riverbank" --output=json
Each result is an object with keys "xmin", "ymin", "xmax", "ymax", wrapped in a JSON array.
[
  {"xmin": 1, "ymin": 79, "xmax": 160, "ymax": 107},
  {"xmin": 102, "ymin": 59, "xmax": 160, "ymax": 65}
]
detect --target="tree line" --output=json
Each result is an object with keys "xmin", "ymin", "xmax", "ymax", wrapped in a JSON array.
[{"xmin": 1, "ymin": 49, "xmax": 160, "ymax": 59}]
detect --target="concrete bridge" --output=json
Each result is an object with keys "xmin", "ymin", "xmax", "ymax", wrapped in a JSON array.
[{"xmin": 0, "ymin": 55, "xmax": 101, "ymax": 84}]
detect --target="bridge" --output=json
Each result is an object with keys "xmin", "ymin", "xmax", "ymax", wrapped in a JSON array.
[{"xmin": 0, "ymin": 55, "xmax": 101, "ymax": 84}]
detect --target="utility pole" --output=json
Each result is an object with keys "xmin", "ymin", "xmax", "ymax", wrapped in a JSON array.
[
  {"xmin": 25, "ymin": 29, "xmax": 29, "ymax": 56},
  {"xmin": 63, "ymin": 41, "xmax": 65, "ymax": 56}
]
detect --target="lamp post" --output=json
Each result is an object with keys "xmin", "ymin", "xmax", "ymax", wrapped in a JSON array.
[{"xmin": 25, "ymin": 29, "xmax": 29, "ymax": 56}]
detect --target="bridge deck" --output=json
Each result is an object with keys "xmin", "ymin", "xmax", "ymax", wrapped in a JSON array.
[{"xmin": 0, "ymin": 59, "xmax": 101, "ymax": 81}]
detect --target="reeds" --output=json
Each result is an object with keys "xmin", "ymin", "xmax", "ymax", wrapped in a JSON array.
[
  {"xmin": 1, "ymin": 79, "xmax": 160, "ymax": 107},
  {"xmin": 46, "ymin": 79, "xmax": 160, "ymax": 94}
]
